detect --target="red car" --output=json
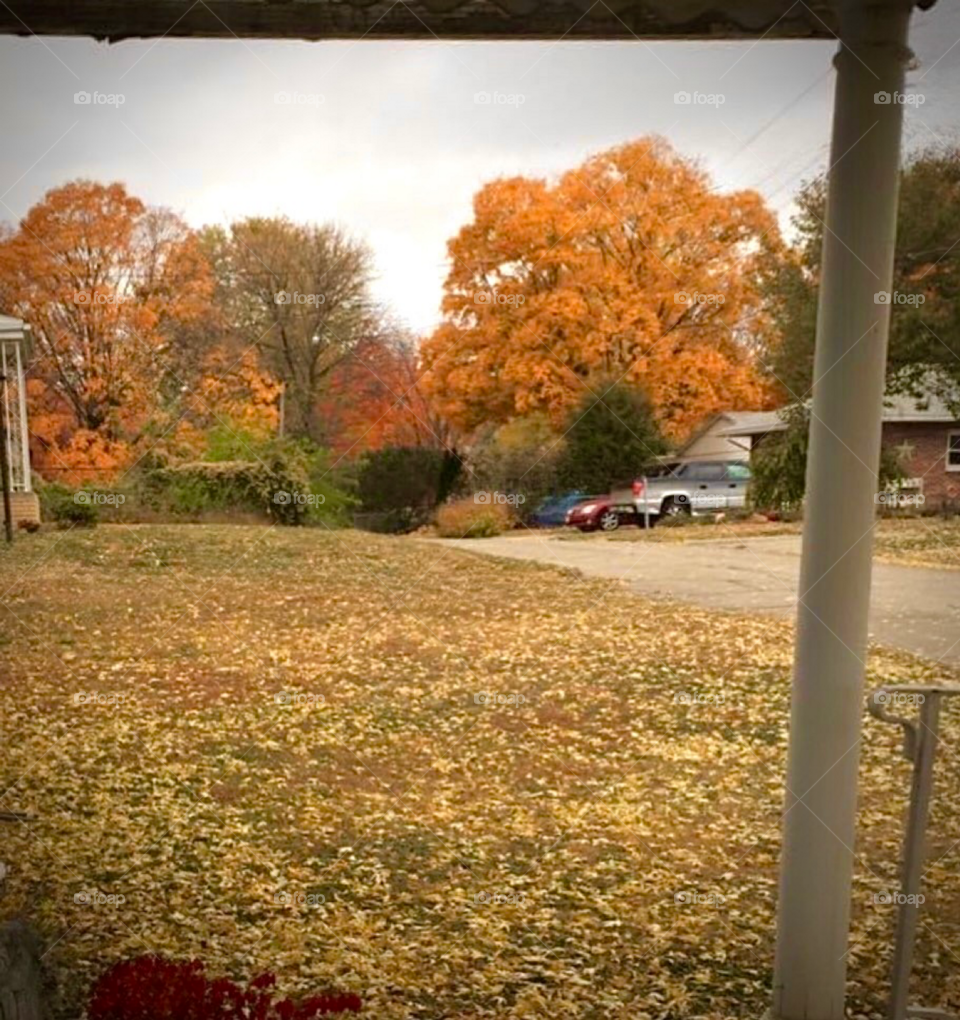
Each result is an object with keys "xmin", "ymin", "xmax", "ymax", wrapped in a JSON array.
[{"xmin": 564, "ymin": 495, "xmax": 637, "ymax": 532}]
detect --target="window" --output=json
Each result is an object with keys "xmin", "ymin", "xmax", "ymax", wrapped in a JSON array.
[
  {"xmin": 649, "ymin": 462, "xmax": 683, "ymax": 478},
  {"xmin": 724, "ymin": 462, "xmax": 752, "ymax": 481},
  {"xmin": 689, "ymin": 462, "xmax": 725, "ymax": 481},
  {"xmin": 948, "ymin": 432, "xmax": 960, "ymax": 471}
]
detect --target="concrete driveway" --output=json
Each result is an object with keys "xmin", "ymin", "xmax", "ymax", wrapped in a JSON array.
[{"xmin": 432, "ymin": 532, "xmax": 960, "ymax": 666}]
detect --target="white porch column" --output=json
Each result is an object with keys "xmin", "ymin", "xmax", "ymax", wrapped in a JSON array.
[{"xmin": 772, "ymin": 2, "xmax": 913, "ymax": 1018}]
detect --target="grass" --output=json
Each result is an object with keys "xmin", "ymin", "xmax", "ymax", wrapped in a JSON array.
[
  {"xmin": 1, "ymin": 523, "xmax": 959, "ymax": 1018},
  {"xmin": 560, "ymin": 515, "xmax": 960, "ymax": 568},
  {"xmin": 567, "ymin": 519, "xmax": 805, "ymax": 543},
  {"xmin": 873, "ymin": 517, "xmax": 960, "ymax": 568}
]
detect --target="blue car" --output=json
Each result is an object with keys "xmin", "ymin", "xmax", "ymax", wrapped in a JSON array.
[{"xmin": 529, "ymin": 491, "xmax": 587, "ymax": 528}]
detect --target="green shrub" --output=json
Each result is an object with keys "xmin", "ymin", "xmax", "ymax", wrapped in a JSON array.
[
  {"xmin": 38, "ymin": 483, "xmax": 99, "ymax": 527},
  {"xmin": 435, "ymin": 498, "xmax": 513, "ymax": 538},
  {"xmin": 356, "ymin": 446, "xmax": 461, "ymax": 533},
  {"xmin": 468, "ymin": 414, "xmax": 561, "ymax": 522},
  {"xmin": 556, "ymin": 383, "xmax": 667, "ymax": 494},
  {"xmin": 750, "ymin": 405, "xmax": 904, "ymax": 513},
  {"xmin": 139, "ymin": 460, "xmax": 296, "ymax": 524},
  {"xmin": 198, "ymin": 423, "xmax": 273, "ymax": 463},
  {"xmin": 131, "ymin": 435, "xmax": 353, "ymax": 526}
]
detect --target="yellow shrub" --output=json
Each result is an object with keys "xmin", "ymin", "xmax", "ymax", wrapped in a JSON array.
[{"xmin": 435, "ymin": 497, "xmax": 514, "ymax": 538}]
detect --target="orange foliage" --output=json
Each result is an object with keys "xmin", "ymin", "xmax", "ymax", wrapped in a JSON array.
[
  {"xmin": 142, "ymin": 344, "xmax": 282, "ymax": 461},
  {"xmin": 434, "ymin": 497, "xmax": 513, "ymax": 538},
  {"xmin": 0, "ymin": 180, "xmax": 213, "ymax": 480},
  {"xmin": 194, "ymin": 346, "xmax": 281, "ymax": 435},
  {"xmin": 25, "ymin": 379, "xmax": 134, "ymax": 485},
  {"xmin": 321, "ymin": 333, "xmax": 451, "ymax": 457},
  {"xmin": 420, "ymin": 138, "xmax": 781, "ymax": 441},
  {"xmin": 43, "ymin": 431, "xmax": 134, "ymax": 488}
]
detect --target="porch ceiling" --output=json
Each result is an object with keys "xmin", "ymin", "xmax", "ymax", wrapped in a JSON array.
[{"xmin": 1, "ymin": 0, "xmax": 851, "ymax": 43}]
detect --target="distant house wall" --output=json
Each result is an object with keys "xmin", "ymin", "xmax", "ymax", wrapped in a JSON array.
[
  {"xmin": 0, "ymin": 491, "xmax": 40, "ymax": 528},
  {"xmin": 745, "ymin": 421, "xmax": 960, "ymax": 508},
  {"xmin": 686, "ymin": 414, "xmax": 960, "ymax": 508},
  {"xmin": 882, "ymin": 421, "xmax": 960, "ymax": 508},
  {"xmin": 681, "ymin": 429, "xmax": 752, "ymax": 461},
  {"xmin": 745, "ymin": 430, "xmax": 781, "ymax": 453}
]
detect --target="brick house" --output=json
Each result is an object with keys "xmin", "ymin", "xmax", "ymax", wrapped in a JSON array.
[{"xmin": 679, "ymin": 391, "xmax": 960, "ymax": 510}]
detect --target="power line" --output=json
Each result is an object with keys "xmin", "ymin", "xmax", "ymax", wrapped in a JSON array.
[{"xmin": 729, "ymin": 64, "xmax": 833, "ymax": 172}]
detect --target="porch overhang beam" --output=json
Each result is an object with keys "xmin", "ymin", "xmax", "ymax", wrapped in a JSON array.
[{"xmin": 0, "ymin": 0, "xmax": 845, "ymax": 43}]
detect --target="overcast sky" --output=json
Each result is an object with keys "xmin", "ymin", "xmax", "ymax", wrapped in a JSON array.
[{"xmin": 1, "ymin": 5, "xmax": 959, "ymax": 333}]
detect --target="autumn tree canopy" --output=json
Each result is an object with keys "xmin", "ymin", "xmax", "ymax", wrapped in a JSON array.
[
  {"xmin": 0, "ymin": 180, "xmax": 213, "ymax": 479},
  {"xmin": 420, "ymin": 138, "xmax": 781, "ymax": 441},
  {"xmin": 319, "ymin": 324, "xmax": 454, "ymax": 458},
  {"xmin": 764, "ymin": 145, "xmax": 960, "ymax": 409},
  {"xmin": 201, "ymin": 218, "xmax": 373, "ymax": 443}
]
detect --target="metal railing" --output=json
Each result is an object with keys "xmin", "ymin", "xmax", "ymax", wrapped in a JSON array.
[{"xmin": 868, "ymin": 684, "xmax": 960, "ymax": 1020}]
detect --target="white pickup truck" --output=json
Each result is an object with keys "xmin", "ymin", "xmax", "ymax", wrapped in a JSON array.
[{"xmin": 609, "ymin": 460, "xmax": 752, "ymax": 521}]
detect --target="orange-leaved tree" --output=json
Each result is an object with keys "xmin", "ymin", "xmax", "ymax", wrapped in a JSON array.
[
  {"xmin": 320, "ymin": 324, "xmax": 455, "ymax": 458},
  {"xmin": 420, "ymin": 137, "xmax": 781, "ymax": 441},
  {"xmin": 0, "ymin": 180, "xmax": 213, "ymax": 482},
  {"xmin": 161, "ymin": 345, "xmax": 283, "ymax": 462}
]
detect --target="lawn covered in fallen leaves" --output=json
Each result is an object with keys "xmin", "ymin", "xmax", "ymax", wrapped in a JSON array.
[
  {"xmin": 586, "ymin": 515, "xmax": 960, "ymax": 570},
  {"xmin": 1, "ymin": 524, "xmax": 958, "ymax": 1018}
]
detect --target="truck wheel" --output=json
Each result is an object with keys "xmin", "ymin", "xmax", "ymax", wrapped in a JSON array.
[{"xmin": 660, "ymin": 497, "xmax": 690, "ymax": 519}]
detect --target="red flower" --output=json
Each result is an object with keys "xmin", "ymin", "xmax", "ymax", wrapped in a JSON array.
[{"xmin": 87, "ymin": 955, "xmax": 361, "ymax": 1020}]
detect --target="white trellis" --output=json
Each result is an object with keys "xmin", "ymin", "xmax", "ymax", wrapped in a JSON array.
[{"xmin": 0, "ymin": 313, "xmax": 32, "ymax": 494}]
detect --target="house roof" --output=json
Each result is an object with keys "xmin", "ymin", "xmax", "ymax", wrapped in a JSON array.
[
  {"xmin": 0, "ymin": 0, "xmax": 851, "ymax": 43},
  {"xmin": 713, "ymin": 390, "xmax": 960, "ymax": 439},
  {"xmin": 880, "ymin": 388, "xmax": 960, "ymax": 422},
  {"xmin": 0, "ymin": 314, "xmax": 28, "ymax": 339},
  {"xmin": 714, "ymin": 410, "xmax": 788, "ymax": 436}
]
